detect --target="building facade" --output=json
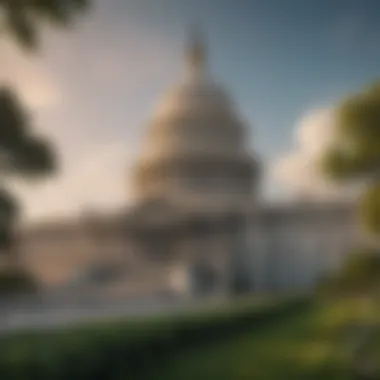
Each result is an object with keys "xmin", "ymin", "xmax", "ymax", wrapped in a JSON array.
[{"xmin": 18, "ymin": 35, "xmax": 366, "ymax": 298}]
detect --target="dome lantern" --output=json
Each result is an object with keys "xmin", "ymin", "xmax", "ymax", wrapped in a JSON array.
[{"xmin": 185, "ymin": 28, "xmax": 206, "ymax": 78}]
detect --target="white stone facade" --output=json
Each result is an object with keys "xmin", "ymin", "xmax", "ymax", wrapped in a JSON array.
[
  {"xmin": 18, "ymin": 200, "xmax": 363, "ymax": 296},
  {"xmin": 17, "ymin": 34, "xmax": 369, "ymax": 298}
]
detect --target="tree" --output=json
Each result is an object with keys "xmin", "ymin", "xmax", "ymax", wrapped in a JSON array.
[
  {"xmin": 0, "ymin": 88, "xmax": 56, "ymax": 255},
  {"xmin": 0, "ymin": 2, "xmax": 89, "ymax": 292},
  {"xmin": 338, "ymin": 249, "xmax": 380, "ymax": 295},
  {"xmin": 320, "ymin": 83, "xmax": 380, "ymax": 235},
  {"xmin": 318, "ymin": 249, "xmax": 380, "ymax": 297},
  {"xmin": 0, "ymin": 0, "xmax": 89, "ymax": 49},
  {"xmin": 320, "ymin": 84, "xmax": 380, "ymax": 380}
]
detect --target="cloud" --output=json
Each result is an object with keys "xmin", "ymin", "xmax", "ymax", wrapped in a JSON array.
[
  {"xmin": 16, "ymin": 141, "xmax": 137, "ymax": 224},
  {"xmin": 270, "ymin": 107, "xmax": 350, "ymax": 200},
  {"xmin": 0, "ymin": 40, "xmax": 61, "ymax": 110},
  {"xmin": 0, "ymin": 7, "xmax": 178, "ymax": 224},
  {"xmin": 295, "ymin": 108, "xmax": 337, "ymax": 157}
]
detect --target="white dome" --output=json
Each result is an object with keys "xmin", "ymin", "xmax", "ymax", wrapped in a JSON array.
[
  {"xmin": 131, "ymin": 32, "xmax": 258, "ymax": 201},
  {"xmin": 152, "ymin": 76, "xmax": 232, "ymax": 121},
  {"xmin": 151, "ymin": 32, "xmax": 233, "ymax": 122}
]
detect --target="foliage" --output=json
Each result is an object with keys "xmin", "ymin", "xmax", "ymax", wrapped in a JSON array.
[
  {"xmin": 0, "ymin": 0, "xmax": 90, "ymax": 49},
  {"xmin": 318, "ymin": 249, "xmax": 380, "ymax": 296},
  {"xmin": 0, "ymin": 188, "xmax": 18, "ymax": 250},
  {"xmin": 2, "ymin": 298, "xmax": 374, "ymax": 380},
  {"xmin": 0, "ymin": 89, "xmax": 56, "ymax": 179},
  {"xmin": 340, "ymin": 249, "xmax": 380, "ymax": 294},
  {"xmin": 0, "ymin": 0, "xmax": 87, "ymax": 252},
  {"xmin": 0, "ymin": 268, "xmax": 37, "ymax": 295},
  {"xmin": 0, "ymin": 0, "xmax": 88, "ymax": 261},
  {"xmin": 321, "ymin": 83, "xmax": 380, "ymax": 235},
  {"xmin": 0, "ymin": 298, "xmax": 306, "ymax": 379},
  {"xmin": 145, "ymin": 298, "xmax": 380, "ymax": 380},
  {"xmin": 359, "ymin": 184, "xmax": 380, "ymax": 235},
  {"xmin": 0, "ymin": 88, "xmax": 56, "ymax": 252}
]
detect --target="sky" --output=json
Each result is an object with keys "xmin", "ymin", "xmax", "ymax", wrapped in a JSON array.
[{"xmin": 2, "ymin": 0, "xmax": 380, "ymax": 224}]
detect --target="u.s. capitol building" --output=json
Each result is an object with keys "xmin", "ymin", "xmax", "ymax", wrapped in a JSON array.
[{"xmin": 18, "ymin": 35, "xmax": 367, "ymax": 298}]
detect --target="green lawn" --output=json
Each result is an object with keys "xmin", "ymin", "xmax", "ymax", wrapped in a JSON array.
[
  {"xmin": 142, "ymin": 298, "xmax": 380, "ymax": 380},
  {"xmin": 0, "ymin": 297, "xmax": 379, "ymax": 379},
  {"xmin": 0, "ymin": 297, "xmax": 302, "ymax": 380}
]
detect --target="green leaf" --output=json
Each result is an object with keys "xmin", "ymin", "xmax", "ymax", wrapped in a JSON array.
[
  {"xmin": 0, "ymin": 87, "xmax": 57, "ymax": 179},
  {"xmin": 321, "ymin": 81, "xmax": 380, "ymax": 236},
  {"xmin": 1, "ymin": 0, "xmax": 90, "ymax": 49},
  {"xmin": 0, "ymin": 88, "xmax": 28, "ymax": 146},
  {"xmin": 11, "ymin": 135, "xmax": 57, "ymax": 179},
  {"xmin": 359, "ymin": 183, "xmax": 380, "ymax": 235}
]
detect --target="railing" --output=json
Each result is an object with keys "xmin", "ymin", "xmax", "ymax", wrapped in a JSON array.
[{"xmin": 0, "ymin": 290, "xmax": 233, "ymax": 334}]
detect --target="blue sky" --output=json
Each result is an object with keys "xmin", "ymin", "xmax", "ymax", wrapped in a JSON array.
[
  {"xmin": 2, "ymin": 0, "xmax": 380, "ymax": 222},
  {"xmin": 105, "ymin": 0, "xmax": 380, "ymax": 151}
]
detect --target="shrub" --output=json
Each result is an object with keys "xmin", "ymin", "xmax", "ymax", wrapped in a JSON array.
[
  {"xmin": 0, "ymin": 268, "xmax": 38, "ymax": 296},
  {"xmin": 0, "ymin": 297, "xmax": 309, "ymax": 379},
  {"xmin": 318, "ymin": 248, "xmax": 380, "ymax": 296},
  {"xmin": 231, "ymin": 274, "xmax": 251, "ymax": 295}
]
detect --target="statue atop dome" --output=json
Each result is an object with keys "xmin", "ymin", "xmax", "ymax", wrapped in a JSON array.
[{"xmin": 185, "ymin": 28, "xmax": 206, "ymax": 77}]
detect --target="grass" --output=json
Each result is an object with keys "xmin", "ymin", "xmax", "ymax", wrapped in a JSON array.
[
  {"xmin": 0, "ymin": 296, "xmax": 302, "ymax": 379},
  {"xmin": 142, "ymin": 297, "xmax": 380, "ymax": 380},
  {"xmin": 0, "ymin": 296, "xmax": 378, "ymax": 379}
]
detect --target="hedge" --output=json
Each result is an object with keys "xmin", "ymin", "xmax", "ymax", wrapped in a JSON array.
[
  {"xmin": 0, "ymin": 297, "xmax": 310, "ymax": 380},
  {"xmin": 0, "ymin": 268, "xmax": 37, "ymax": 296}
]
